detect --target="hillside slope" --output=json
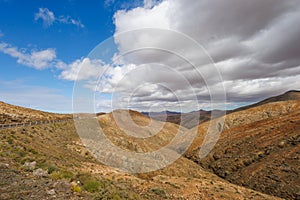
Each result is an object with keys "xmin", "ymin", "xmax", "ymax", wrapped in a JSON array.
[
  {"xmin": 0, "ymin": 101, "xmax": 72, "ymax": 124},
  {"xmin": 232, "ymin": 90, "xmax": 300, "ymax": 112},
  {"xmin": 0, "ymin": 105, "xmax": 281, "ymax": 199},
  {"xmin": 185, "ymin": 100, "xmax": 300, "ymax": 199}
]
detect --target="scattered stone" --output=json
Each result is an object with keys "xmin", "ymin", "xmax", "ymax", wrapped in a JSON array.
[
  {"xmin": 46, "ymin": 189, "xmax": 56, "ymax": 195},
  {"xmin": 24, "ymin": 161, "xmax": 36, "ymax": 170},
  {"xmin": 33, "ymin": 168, "xmax": 48, "ymax": 177},
  {"xmin": 0, "ymin": 163, "xmax": 9, "ymax": 168},
  {"xmin": 278, "ymin": 141, "xmax": 285, "ymax": 148},
  {"xmin": 53, "ymin": 181, "xmax": 71, "ymax": 193},
  {"xmin": 70, "ymin": 181, "xmax": 77, "ymax": 187},
  {"xmin": 256, "ymin": 151, "xmax": 265, "ymax": 158},
  {"xmin": 0, "ymin": 193, "xmax": 10, "ymax": 199}
]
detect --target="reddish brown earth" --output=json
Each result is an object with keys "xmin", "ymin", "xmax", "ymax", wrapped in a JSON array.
[
  {"xmin": 0, "ymin": 101, "xmax": 72, "ymax": 124},
  {"xmin": 185, "ymin": 100, "xmax": 300, "ymax": 199},
  {"xmin": 0, "ymin": 102, "xmax": 281, "ymax": 199},
  {"xmin": 232, "ymin": 90, "xmax": 300, "ymax": 112}
]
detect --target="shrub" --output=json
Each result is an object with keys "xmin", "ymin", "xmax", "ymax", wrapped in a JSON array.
[
  {"xmin": 49, "ymin": 170, "xmax": 74, "ymax": 180},
  {"xmin": 72, "ymin": 185, "xmax": 82, "ymax": 193},
  {"xmin": 149, "ymin": 188, "xmax": 167, "ymax": 198},
  {"xmin": 83, "ymin": 180, "xmax": 100, "ymax": 193},
  {"xmin": 47, "ymin": 165, "xmax": 58, "ymax": 174},
  {"xmin": 166, "ymin": 182, "xmax": 180, "ymax": 189}
]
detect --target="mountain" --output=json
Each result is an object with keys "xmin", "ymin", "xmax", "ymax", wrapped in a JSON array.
[
  {"xmin": 143, "ymin": 90, "xmax": 300, "ymax": 129},
  {"xmin": 142, "ymin": 109, "xmax": 224, "ymax": 129},
  {"xmin": 142, "ymin": 110, "xmax": 182, "ymax": 116},
  {"xmin": 0, "ymin": 104, "xmax": 279, "ymax": 199},
  {"xmin": 185, "ymin": 99, "xmax": 300, "ymax": 199},
  {"xmin": 232, "ymin": 90, "xmax": 300, "ymax": 112}
]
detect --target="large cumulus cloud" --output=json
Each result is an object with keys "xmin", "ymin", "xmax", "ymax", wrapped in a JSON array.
[{"xmin": 71, "ymin": 0, "xmax": 300, "ymax": 112}]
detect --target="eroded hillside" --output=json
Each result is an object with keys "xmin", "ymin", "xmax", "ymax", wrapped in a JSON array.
[
  {"xmin": 0, "ymin": 101, "xmax": 72, "ymax": 124},
  {"xmin": 0, "ymin": 103, "xmax": 281, "ymax": 199},
  {"xmin": 185, "ymin": 100, "xmax": 300, "ymax": 199}
]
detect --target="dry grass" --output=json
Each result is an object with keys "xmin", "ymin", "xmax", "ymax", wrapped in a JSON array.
[
  {"xmin": 185, "ymin": 100, "xmax": 300, "ymax": 199},
  {"xmin": 0, "ymin": 101, "xmax": 288, "ymax": 199}
]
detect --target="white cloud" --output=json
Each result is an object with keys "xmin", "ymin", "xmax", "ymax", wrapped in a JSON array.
[
  {"xmin": 114, "ymin": 0, "xmax": 171, "ymax": 32},
  {"xmin": 59, "ymin": 58, "xmax": 106, "ymax": 81},
  {"xmin": 57, "ymin": 15, "xmax": 85, "ymax": 28},
  {"xmin": 34, "ymin": 8, "xmax": 55, "ymax": 27},
  {"xmin": 0, "ymin": 42, "xmax": 56, "ymax": 69},
  {"xmin": 105, "ymin": 0, "xmax": 300, "ymax": 111},
  {"xmin": 143, "ymin": 0, "xmax": 160, "ymax": 9},
  {"xmin": 4, "ymin": 1, "xmax": 300, "ymax": 112},
  {"xmin": 34, "ymin": 7, "xmax": 84, "ymax": 28}
]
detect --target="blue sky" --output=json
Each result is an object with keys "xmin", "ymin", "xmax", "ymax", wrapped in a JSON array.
[
  {"xmin": 1, "ymin": 0, "xmax": 299, "ymax": 113},
  {"xmin": 0, "ymin": 0, "xmax": 141, "ymax": 112}
]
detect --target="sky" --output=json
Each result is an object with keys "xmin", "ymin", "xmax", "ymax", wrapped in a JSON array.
[{"xmin": 0, "ymin": 0, "xmax": 300, "ymax": 113}]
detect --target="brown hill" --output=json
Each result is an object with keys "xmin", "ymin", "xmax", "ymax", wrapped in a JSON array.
[
  {"xmin": 96, "ymin": 109, "xmax": 188, "ymax": 153},
  {"xmin": 0, "ymin": 101, "xmax": 72, "ymax": 124},
  {"xmin": 232, "ymin": 90, "xmax": 300, "ymax": 112},
  {"xmin": 144, "ymin": 90, "xmax": 300, "ymax": 129},
  {"xmin": 0, "ymin": 104, "xmax": 280, "ymax": 199},
  {"xmin": 185, "ymin": 100, "xmax": 300, "ymax": 199}
]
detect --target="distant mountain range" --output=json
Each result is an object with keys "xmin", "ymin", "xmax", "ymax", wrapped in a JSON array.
[{"xmin": 142, "ymin": 90, "xmax": 300, "ymax": 128}]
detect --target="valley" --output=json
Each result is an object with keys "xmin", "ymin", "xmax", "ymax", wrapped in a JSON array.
[{"xmin": 0, "ymin": 91, "xmax": 299, "ymax": 199}]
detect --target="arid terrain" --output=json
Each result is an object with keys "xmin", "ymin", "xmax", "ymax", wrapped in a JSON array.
[
  {"xmin": 0, "ymin": 91, "xmax": 299, "ymax": 199},
  {"xmin": 185, "ymin": 91, "xmax": 300, "ymax": 199},
  {"xmin": 0, "ymin": 101, "xmax": 72, "ymax": 124}
]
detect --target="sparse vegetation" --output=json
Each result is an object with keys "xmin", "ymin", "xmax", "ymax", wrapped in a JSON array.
[
  {"xmin": 186, "ymin": 99, "xmax": 300, "ymax": 199},
  {"xmin": 166, "ymin": 181, "xmax": 180, "ymax": 189},
  {"xmin": 83, "ymin": 180, "xmax": 100, "ymax": 193},
  {"xmin": 72, "ymin": 185, "xmax": 82, "ymax": 193},
  {"xmin": 49, "ymin": 170, "xmax": 74, "ymax": 180},
  {"xmin": 150, "ymin": 188, "xmax": 168, "ymax": 198},
  {"xmin": 1, "ymin": 98, "xmax": 298, "ymax": 199}
]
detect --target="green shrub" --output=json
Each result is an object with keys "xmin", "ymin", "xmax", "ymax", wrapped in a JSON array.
[
  {"xmin": 28, "ymin": 148, "xmax": 38, "ymax": 154},
  {"xmin": 50, "ymin": 171, "xmax": 63, "ymax": 179},
  {"xmin": 83, "ymin": 180, "xmax": 100, "ymax": 193},
  {"xmin": 49, "ymin": 170, "xmax": 74, "ymax": 180},
  {"xmin": 72, "ymin": 185, "xmax": 82, "ymax": 193},
  {"xmin": 166, "ymin": 182, "xmax": 180, "ymax": 189},
  {"xmin": 47, "ymin": 165, "xmax": 58, "ymax": 174},
  {"xmin": 149, "ymin": 188, "xmax": 167, "ymax": 198}
]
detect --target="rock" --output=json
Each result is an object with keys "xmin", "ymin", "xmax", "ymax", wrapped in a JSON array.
[
  {"xmin": 0, "ymin": 193, "xmax": 10, "ymax": 199},
  {"xmin": 256, "ymin": 151, "xmax": 265, "ymax": 158},
  {"xmin": 53, "ymin": 181, "xmax": 71, "ymax": 193},
  {"xmin": 70, "ymin": 181, "xmax": 77, "ymax": 187},
  {"xmin": 33, "ymin": 168, "xmax": 48, "ymax": 177},
  {"xmin": 24, "ymin": 161, "xmax": 36, "ymax": 170},
  {"xmin": 46, "ymin": 189, "xmax": 56, "ymax": 195},
  {"xmin": 278, "ymin": 141, "xmax": 285, "ymax": 148},
  {"xmin": 0, "ymin": 163, "xmax": 9, "ymax": 168},
  {"xmin": 213, "ymin": 152, "xmax": 221, "ymax": 160}
]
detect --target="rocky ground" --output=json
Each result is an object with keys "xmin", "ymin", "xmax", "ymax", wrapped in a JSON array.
[
  {"xmin": 1, "ymin": 94, "xmax": 299, "ymax": 199},
  {"xmin": 0, "ymin": 101, "xmax": 71, "ymax": 124},
  {"xmin": 0, "ymin": 106, "xmax": 281, "ymax": 199},
  {"xmin": 185, "ymin": 100, "xmax": 300, "ymax": 199}
]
